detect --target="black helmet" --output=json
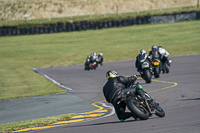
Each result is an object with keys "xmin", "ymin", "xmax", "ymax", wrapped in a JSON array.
[
  {"xmin": 158, "ymin": 46, "xmax": 162, "ymax": 49},
  {"xmin": 152, "ymin": 45, "xmax": 157, "ymax": 50},
  {"xmin": 106, "ymin": 70, "xmax": 118, "ymax": 80}
]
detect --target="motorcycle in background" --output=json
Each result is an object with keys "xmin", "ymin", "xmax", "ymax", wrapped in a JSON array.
[
  {"xmin": 84, "ymin": 57, "xmax": 97, "ymax": 70},
  {"xmin": 91, "ymin": 61, "xmax": 97, "ymax": 70},
  {"xmin": 152, "ymin": 59, "xmax": 161, "ymax": 78},
  {"xmin": 84, "ymin": 58, "xmax": 92, "ymax": 70},
  {"xmin": 161, "ymin": 58, "xmax": 172, "ymax": 73},
  {"xmin": 139, "ymin": 59, "xmax": 152, "ymax": 83},
  {"xmin": 84, "ymin": 53, "xmax": 103, "ymax": 71},
  {"xmin": 97, "ymin": 53, "xmax": 103, "ymax": 66}
]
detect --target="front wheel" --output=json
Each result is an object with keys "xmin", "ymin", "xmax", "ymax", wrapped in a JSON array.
[
  {"xmin": 144, "ymin": 69, "xmax": 151, "ymax": 83},
  {"xmin": 127, "ymin": 99, "xmax": 149, "ymax": 120},
  {"xmin": 155, "ymin": 105, "xmax": 165, "ymax": 117}
]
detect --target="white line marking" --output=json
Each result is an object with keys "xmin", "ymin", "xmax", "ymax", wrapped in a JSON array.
[{"xmin": 33, "ymin": 68, "xmax": 73, "ymax": 91}]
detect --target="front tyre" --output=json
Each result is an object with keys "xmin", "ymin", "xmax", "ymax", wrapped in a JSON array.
[
  {"xmin": 127, "ymin": 99, "xmax": 149, "ymax": 120},
  {"xmin": 155, "ymin": 105, "xmax": 165, "ymax": 117},
  {"xmin": 144, "ymin": 69, "xmax": 151, "ymax": 83}
]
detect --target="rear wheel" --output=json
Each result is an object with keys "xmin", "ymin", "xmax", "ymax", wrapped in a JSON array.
[
  {"xmin": 127, "ymin": 99, "xmax": 149, "ymax": 120},
  {"xmin": 154, "ymin": 67, "xmax": 160, "ymax": 78},
  {"xmin": 159, "ymin": 64, "xmax": 162, "ymax": 74},
  {"xmin": 165, "ymin": 63, "xmax": 169, "ymax": 73}
]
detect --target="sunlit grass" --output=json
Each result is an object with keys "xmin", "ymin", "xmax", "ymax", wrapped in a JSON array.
[
  {"xmin": 0, "ymin": 20, "xmax": 200, "ymax": 101},
  {"xmin": 0, "ymin": 113, "xmax": 76, "ymax": 132}
]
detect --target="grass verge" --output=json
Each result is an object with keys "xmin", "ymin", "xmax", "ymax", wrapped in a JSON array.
[
  {"xmin": 0, "ymin": 20, "xmax": 200, "ymax": 100},
  {"xmin": 0, "ymin": 113, "xmax": 76, "ymax": 132},
  {"xmin": 0, "ymin": 20, "xmax": 200, "ymax": 132}
]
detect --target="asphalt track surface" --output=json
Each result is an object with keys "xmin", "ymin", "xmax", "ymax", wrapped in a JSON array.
[{"xmin": 1, "ymin": 54, "xmax": 200, "ymax": 133}]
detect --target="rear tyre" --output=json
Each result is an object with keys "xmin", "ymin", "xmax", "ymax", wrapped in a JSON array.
[
  {"xmin": 159, "ymin": 64, "xmax": 162, "ymax": 74},
  {"xmin": 165, "ymin": 63, "xmax": 169, "ymax": 73},
  {"xmin": 154, "ymin": 67, "xmax": 160, "ymax": 78},
  {"xmin": 127, "ymin": 99, "xmax": 149, "ymax": 120}
]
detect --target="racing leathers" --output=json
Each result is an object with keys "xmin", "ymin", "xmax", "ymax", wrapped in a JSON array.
[
  {"xmin": 158, "ymin": 47, "xmax": 169, "ymax": 62},
  {"xmin": 158, "ymin": 47, "xmax": 170, "ymax": 72},
  {"xmin": 98, "ymin": 54, "xmax": 103, "ymax": 66},
  {"xmin": 103, "ymin": 76, "xmax": 146, "ymax": 121},
  {"xmin": 90, "ymin": 54, "xmax": 98, "ymax": 63},
  {"xmin": 149, "ymin": 49, "xmax": 161, "ymax": 61},
  {"xmin": 135, "ymin": 53, "xmax": 152, "ymax": 72}
]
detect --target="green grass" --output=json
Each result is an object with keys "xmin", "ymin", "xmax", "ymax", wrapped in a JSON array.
[
  {"xmin": 0, "ymin": 113, "xmax": 76, "ymax": 132},
  {"xmin": 0, "ymin": 20, "xmax": 200, "ymax": 132},
  {"xmin": 0, "ymin": 20, "xmax": 200, "ymax": 100}
]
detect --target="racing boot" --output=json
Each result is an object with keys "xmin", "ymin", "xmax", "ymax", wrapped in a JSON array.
[{"xmin": 119, "ymin": 112, "xmax": 133, "ymax": 122}]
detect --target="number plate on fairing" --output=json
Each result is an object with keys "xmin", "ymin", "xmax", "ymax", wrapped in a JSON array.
[{"xmin": 142, "ymin": 62, "xmax": 149, "ymax": 69}]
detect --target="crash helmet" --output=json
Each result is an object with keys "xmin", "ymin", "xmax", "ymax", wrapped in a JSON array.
[
  {"xmin": 158, "ymin": 46, "xmax": 162, "ymax": 50},
  {"xmin": 99, "ymin": 53, "xmax": 103, "ymax": 56},
  {"xmin": 106, "ymin": 70, "xmax": 118, "ymax": 80},
  {"xmin": 140, "ymin": 49, "xmax": 146, "ymax": 54},
  {"xmin": 152, "ymin": 45, "xmax": 157, "ymax": 50},
  {"xmin": 93, "ymin": 52, "xmax": 97, "ymax": 56}
]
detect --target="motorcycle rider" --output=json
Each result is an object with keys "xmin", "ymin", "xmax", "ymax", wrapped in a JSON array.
[
  {"xmin": 103, "ymin": 70, "xmax": 147, "ymax": 122},
  {"xmin": 98, "ymin": 53, "xmax": 103, "ymax": 66},
  {"xmin": 85, "ymin": 55, "xmax": 91, "ymax": 64},
  {"xmin": 84, "ymin": 55, "xmax": 91, "ymax": 70},
  {"xmin": 149, "ymin": 45, "xmax": 161, "ymax": 61},
  {"xmin": 157, "ymin": 46, "xmax": 170, "ymax": 73},
  {"xmin": 135, "ymin": 49, "xmax": 153, "ymax": 72},
  {"xmin": 90, "ymin": 52, "xmax": 98, "ymax": 63}
]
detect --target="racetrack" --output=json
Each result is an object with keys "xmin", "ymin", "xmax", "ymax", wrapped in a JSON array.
[
  {"xmin": 2, "ymin": 54, "xmax": 200, "ymax": 132},
  {"xmin": 34, "ymin": 54, "xmax": 200, "ymax": 133}
]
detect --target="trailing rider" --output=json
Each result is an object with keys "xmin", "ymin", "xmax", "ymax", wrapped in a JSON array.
[{"xmin": 103, "ymin": 70, "xmax": 147, "ymax": 122}]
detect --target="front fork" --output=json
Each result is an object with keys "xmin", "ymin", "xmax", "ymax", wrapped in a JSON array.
[{"xmin": 144, "ymin": 99, "xmax": 154, "ymax": 115}]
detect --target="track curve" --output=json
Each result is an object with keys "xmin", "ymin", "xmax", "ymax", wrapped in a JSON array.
[{"xmin": 33, "ymin": 54, "xmax": 200, "ymax": 133}]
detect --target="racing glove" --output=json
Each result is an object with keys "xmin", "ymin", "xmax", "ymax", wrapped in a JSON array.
[{"xmin": 128, "ymin": 76, "xmax": 137, "ymax": 84}]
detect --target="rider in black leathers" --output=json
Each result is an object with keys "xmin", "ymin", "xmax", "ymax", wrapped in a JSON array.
[
  {"xmin": 135, "ymin": 49, "xmax": 152, "ymax": 72},
  {"xmin": 149, "ymin": 45, "xmax": 161, "ymax": 61},
  {"xmin": 103, "ymin": 70, "xmax": 147, "ymax": 121}
]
